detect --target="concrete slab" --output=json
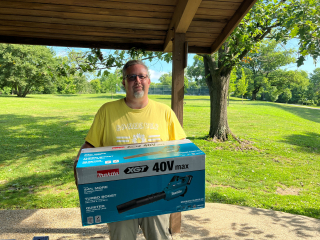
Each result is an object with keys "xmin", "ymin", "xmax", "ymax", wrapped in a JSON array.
[{"xmin": 0, "ymin": 203, "xmax": 319, "ymax": 240}]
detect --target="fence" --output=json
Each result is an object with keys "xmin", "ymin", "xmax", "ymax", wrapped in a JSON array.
[
  {"xmin": 148, "ymin": 85, "xmax": 209, "ymax": 96},
  {"xmin": 117, "ymin": 85, "xmax": 209, "ymax": 96}
]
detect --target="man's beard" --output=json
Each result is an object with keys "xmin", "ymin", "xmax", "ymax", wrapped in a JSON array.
[
  {"xmin": 133, "ymin": 85, "xmax": 145, "ymax": 98},
  {"xmin": 134, "ymin": 90, "xmax": 144, "ymax": 98}
]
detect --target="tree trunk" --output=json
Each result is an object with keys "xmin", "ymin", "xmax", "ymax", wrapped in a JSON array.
[
  {"xmin": 17, "ymin": 85, "xmax": 23, "ymax": 97},
  {"xmin": 251, "ymin": 87, "xmax": 260, "ymax": 100},
  {"xmin": 22, "ymin": 85, "xmax": 31, "ymax": 97},
  {"xmin": 203, "ymin": 55, "xmax": 231, "ymax": 141}
]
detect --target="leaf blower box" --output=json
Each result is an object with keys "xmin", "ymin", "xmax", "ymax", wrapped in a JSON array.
[{"xmin": 76, "ymin": 139, "xmax": 205, "ymax": 226}]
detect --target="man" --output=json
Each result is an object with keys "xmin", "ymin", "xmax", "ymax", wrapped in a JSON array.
[{"xmin": 74, "ymin": 60, "xmax": 186, "ymax": 240}]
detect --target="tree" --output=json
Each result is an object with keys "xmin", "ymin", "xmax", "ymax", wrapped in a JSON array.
[
  {"xmin": 282, "ymin": 88, "xmax": 292, "ymax": 103},
  {"xmin": 0, "ymin": 44, "xmax": 57, "ymax": 97},
  {"xmin": 268, "ymin": 69, "xmax": 309, "ymax": 103},
  {"xmin": 159, "ymin": 72, "xmax": 172, "ymax": 86},
  {"xmin": 237, "ymin": 68, "xmax": 249, "ymax": 103},
  {"xmin": 202, "ymin": 0, "xmax": 320, "ymax": 141},
  {"xmin": 269, "ymin": 86, "xmax": 280, "ymax": 102},
  {"xmin": 242, "ymin": 40, "xmax": 296, "ymax": 100},
  {"xmin": 187, "ymin": 55, "xmax": 207, "ymax": 87},
  {"xmin": 100, "ymin": 70, "xmax": 122, "ymax": 98},
  {"xmin": 229, "ymin": 68, "xmax": 237, "ymax": 106},
  {"xmin": 158, "ymin": 71, "xmax": 190, "ymax": 92},
  {"xmin": 90, "ymin": 79, "xmax": 101, "ymax": 93},
  {"xmin": 62, "ymin": 48, "xmax": 172, "ymax": 80},
  {"xmin": 309, "ymin": 68, "xmax": 320, "ymax": 105}
]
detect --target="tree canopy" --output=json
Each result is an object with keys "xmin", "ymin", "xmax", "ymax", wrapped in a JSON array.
[{"xmin": 0, "ymin": 44, "xmax": 57, "ymax": 97}]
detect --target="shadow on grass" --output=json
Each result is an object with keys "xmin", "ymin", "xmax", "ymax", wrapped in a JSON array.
[
  {"xmin": 187, "ymin": 136, "xmax": 208, "ymax": 141},
  {"xmin": 281, "ymin": 132, "xmax": 320, "ymax": 154},
  {"xmin": 0, "ymin": 114, "xmax": 93, "ymax": 163},
  {"xmin": 275, "ymin": 103, "xmax": 320, "ymax": 124},
  {"xmin": 0, "ymin": 95, "xmax": 16, "ymax": 98},
  {"xmin": 251, "ymin": 101, "xmax": 320, "ymax": 124},
  {"xmin": 54, "ymin": 94, "xmax": 81, "ymax": 97},
  {"xmin": 0, "ymin": 113, "xmax": 94, "ymax": 209}
]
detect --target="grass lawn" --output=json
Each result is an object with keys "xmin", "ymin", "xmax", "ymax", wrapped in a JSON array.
[{"xmin": 0, "ymin": 94, "xmax": 319, "ymax": 219}]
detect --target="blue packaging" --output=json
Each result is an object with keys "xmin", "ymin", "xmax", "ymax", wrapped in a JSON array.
[{"xmin": 76, "ymin": 139, "xmax": 205, "ymax": 226}]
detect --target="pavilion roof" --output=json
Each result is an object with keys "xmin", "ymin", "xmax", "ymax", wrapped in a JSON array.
[{"xmin": 0, "ymin": 0, "xmax": 257, "ymax": 54}]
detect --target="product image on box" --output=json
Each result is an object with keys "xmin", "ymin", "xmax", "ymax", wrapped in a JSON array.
[
  {"xmin": 123, "ymin": 145, "xmax": 180, "ymax": 159},
  {"xmin": 117, "ymin": 175, "xmax": 192, "ymax": 213}
]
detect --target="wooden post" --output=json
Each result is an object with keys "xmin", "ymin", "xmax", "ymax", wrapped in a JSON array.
[
  {"xmin": 170, "ymin": 32, "xmax": 186, "ymax": 234},
  {"xmin": 171, "ymin": 32, "xmax": 186, "ymax": 126}
]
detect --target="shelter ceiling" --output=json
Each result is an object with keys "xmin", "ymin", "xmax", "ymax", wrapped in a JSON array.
[{"xmin": 0, "ymin": 0, "xmax": 256, "ymax": 54}]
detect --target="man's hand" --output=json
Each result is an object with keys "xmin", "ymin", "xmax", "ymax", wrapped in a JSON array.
[{"xmin": 74, "ymin": 141, "xmax": 94, "ymax": 187}]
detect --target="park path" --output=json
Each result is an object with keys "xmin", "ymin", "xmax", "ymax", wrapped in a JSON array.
[{"xmin": 1, "ymin": 203, "xmax": 319, "ymax": 240}]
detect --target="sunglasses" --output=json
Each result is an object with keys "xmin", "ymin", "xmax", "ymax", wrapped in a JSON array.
[{"xmin": 126, "ymin": 74, "xmax": 148, "ymax": 82}]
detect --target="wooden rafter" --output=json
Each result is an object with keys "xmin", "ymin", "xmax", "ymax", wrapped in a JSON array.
[
  {"xmin": 210, "ymin": 0, "xmax": 257, "ymax": 53},
  {"xmin": 163, "ymin": 0, "xmax": 202, "ymax": 52}
]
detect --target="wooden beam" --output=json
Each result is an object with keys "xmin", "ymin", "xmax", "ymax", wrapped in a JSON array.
[
  {"xmin": 188, "ymin": 46, "xmax": 211, "ymax": 54},
  {"xmin": 170, "ymin": 32, "xmax": 186, "ymax": 234},
  {"xmin": 163, "ymin": 0, "xmax": 202, "ymax": 52},
  {"xmin": 0, "ymin": 8, "xmax": 170, "ymax": 26},
  {"xmin": 0, "ymin": 20, "xmax": 167, "ymax": 36},
  {"xmin": 170, "ymin": 212, "xmax": 181, "ymax": 235},
  {"xmin": 2, "ymin": 0, "xmax": 175, "ymax": 13},
  {"xmin": 0, "ymin": 14, "xmax": 168, "ymax": 31},
  {"xmin": 171, "ymin": 33, "xmax": 186, "ymax": 126},
  {"xmin": 210, "ymin": 0, "xmax": 257, "ymax": 53},
  {"xmin": 0, "ymin": 25, "xmax": 166, "ymax": 41},
  {"xmin": 0, "ymin": 35, "xmax": 164, "ymax": 51}
]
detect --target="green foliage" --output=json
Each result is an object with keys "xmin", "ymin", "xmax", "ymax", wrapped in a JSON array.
[
  {"xmin": 90, "ymin": 79, "xmax": 101, "ymax": 94},
  {"xmin": 159, "ymin": 72, "xmax": 172, "ymax": 86},
  {"xmin": 229, "ymin": 68, "xmax": 237, "ymax": 94},
  {"xmin": 157, "ymin": 71, "xmax": 191, "ymax": 92},
  {"xmin": 62, "ymin": 48, "xmax": 172, "ymax": 78},
  {"xmin": 282, "ymin": 88, "xmax": 292, "ymax": 103},
  {"xmin": 0, "ymin": 44, "xmax": 57, "ymax": 97},
  {"xmin": 0, "ymin": 86, "xmax": 11, "ymax": 95},
  {"xmin": 268, "ymin": 70, "xmax": 310, "ymax": 103},
  {"xmin": 100, "ymin": 70, "xmax": 122, "ymax": 97},
  {"xmin": 309, "ymin": 68, "xmax": 320, "ymax": 105},
  {"xmin": 237, "ymin": 69, "xmax": 249, "ymax": 102},
  {"xmin": 269, "ymin": 86, "xmax": 280, "ymax": 102},
  {"xmin": 187, "ymin": 55, "xmax": 207, "ymax": 87},
  {"xmin": 241, "ymin": 40, "xmax": 296, "ymax": 99},
  {"xmin": 227, "ymin": 0, "xmax": 320, "ymax": 69}
]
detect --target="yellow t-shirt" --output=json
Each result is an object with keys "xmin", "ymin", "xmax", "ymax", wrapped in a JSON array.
[{"xmin": 85, "ymin": 98, "xmax": 186, "ymax": 147}]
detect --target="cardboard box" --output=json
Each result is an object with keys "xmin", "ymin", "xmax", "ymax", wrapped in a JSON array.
[{"xmin": 76, "ymin": 139, "xmax": 205, "ymax": 226}]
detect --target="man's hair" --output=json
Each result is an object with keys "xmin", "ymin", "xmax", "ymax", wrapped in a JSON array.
[{"xmin": 122, "ymin": 60, "xmax": 149, "ymax": 80}]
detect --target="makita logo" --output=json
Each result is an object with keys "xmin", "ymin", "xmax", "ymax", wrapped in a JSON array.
[
  {"xmin": 171, "ymin": 190, "xmax": 183, "ymax": 196},
  {"xmin": 97, "ymin": 169, "xmax": 119, "ymax": 178},
  {"xmin": 112, "ymin": 146, "xmax": 125, "ymax": 149},
  {"xmin": 124, "ymin": 165, "xmax": 149, "ymax": 174}
]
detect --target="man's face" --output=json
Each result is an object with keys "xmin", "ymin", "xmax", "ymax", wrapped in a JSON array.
[{"xmin": 122, "ymin": 64, "xmax": 150, "ymax": 99}]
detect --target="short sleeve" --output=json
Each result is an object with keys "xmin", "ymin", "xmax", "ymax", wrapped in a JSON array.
[
  {"xmin": 85, "ymin": 108, "xmax": 105, "ymax": 147},
  {"xmin": 167, "ymin": 109, "xmax": 186, "ymax": 140}
]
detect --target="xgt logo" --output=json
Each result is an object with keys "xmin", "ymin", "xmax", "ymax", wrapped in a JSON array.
[
  {"xmin": 124, "ymin": 165, "xmax": 149, "ymax": 174},
  {"xmin": 97, "ymin": 169, "xmax": 119, "ymax": 178}
]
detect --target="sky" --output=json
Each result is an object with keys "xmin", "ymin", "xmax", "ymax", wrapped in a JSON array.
[{"xmin": 52, "ymin": 39, "xmax": 319, "ymax": 83}]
